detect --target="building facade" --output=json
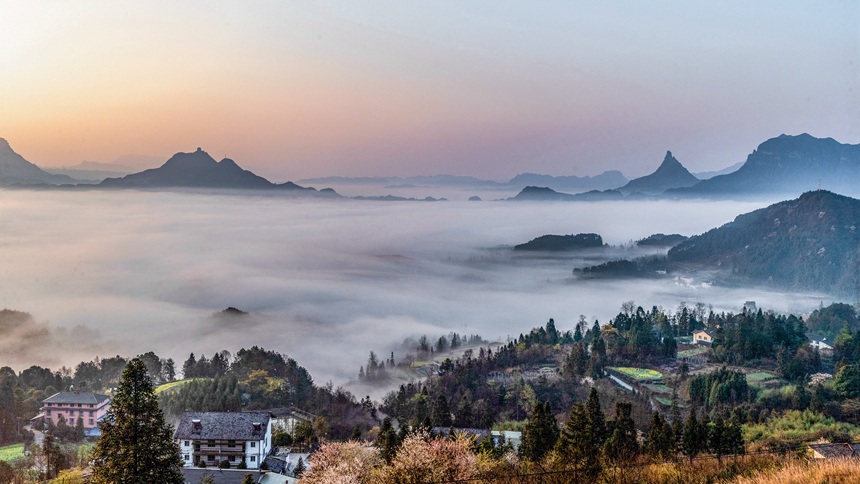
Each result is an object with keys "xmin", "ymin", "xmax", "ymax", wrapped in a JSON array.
[
  {"xmin": 175, "ymin": 412, "xmax": 273, "ymax": 469},
  {"xmin": 40, "ymin": 392, "xmax": 110, "ymax": 429}
]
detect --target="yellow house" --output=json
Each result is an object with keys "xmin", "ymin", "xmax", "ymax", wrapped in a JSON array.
[{"xmin": 692, "ymin": 329, "xmax": 714, "ymax": 345}]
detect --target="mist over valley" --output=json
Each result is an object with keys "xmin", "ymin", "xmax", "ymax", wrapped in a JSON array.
[{"xmin": 0, "ymin": 190, "xmax": 833, "ymax": 386}]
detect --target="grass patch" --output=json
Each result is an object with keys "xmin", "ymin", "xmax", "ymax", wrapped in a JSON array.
[
  {"xmin": 677, "ymin": 347, "xmax": 708, "ymax": 358},
  {"xmin": 608, "ymin": 366, "xmax": 663, "ymax": 381},
  {"xmin": 154, "ymin": 378, "xmax": 210, "ymax": 395},
  {"xmin": 0, "ymin": 443, "xmax": 24, "ymax": 462},
  {"xmin": 746, "ymin": 371, "xmax": 777, "ymax": 382},
  {"xmin": 643, "ymin": 383, "xmax": 671, "ymax": 394},
  {"xmin": 654, "ymin": 396, "xmax": 673, "ymax": 406},
  {"xmin": 744, "ymin": 409, "xmax": 860, "ymax": 446}
]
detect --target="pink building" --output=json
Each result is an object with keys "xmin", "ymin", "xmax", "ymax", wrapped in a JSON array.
[{"xmin": 40, "ymin": 392, "xmax": 110, "ymax": 430}]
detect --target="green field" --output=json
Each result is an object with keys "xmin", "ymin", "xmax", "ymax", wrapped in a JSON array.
[
  {"xmin": 608, "ymin": 367, "xmax": 663, "ymax": 381},
  {"xmin": 154, "ymin": 378, "xmax": 210, "ymax": 394},
  {"xmin": 0, "ymin": 443, "xmax": 24, "ymax": 462},
  {"xmin": 643, "ymin": 383, "xmax": 671, "ymax": 394},
  {"xmin": 746, "ymin": 371, "xmax": 777, "ymax": 382}
]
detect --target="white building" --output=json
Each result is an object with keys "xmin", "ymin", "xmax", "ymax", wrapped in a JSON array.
[{"xmin": 175, "ymin": 411, "xmax": 273, "ymax": 469}]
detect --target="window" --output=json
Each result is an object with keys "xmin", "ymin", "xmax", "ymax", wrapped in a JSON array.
[
  {"xmin": 183, "ymin": 454, "xmax": 189, "ymax": 461},
  {"xmin": 250, "ymin": 442, "xmax": 256, "ymax": 448},
  {"xmin": 250, "ymin": 456, "xmax": 256, "ymax": 462},
  {"xmin": 208, "ymin": 455, "xmax": 215, "ymax": 461},
  {"xmin": 88, "ymin": 419, "xmax": 94, "ymax": 425},
  {"xmin": 89, "ymin": 411, "xmax": 94, "ymax": 416},
  {"xmin": 184, "ymin": 441, "xmax": 189, "ymax": 446}
]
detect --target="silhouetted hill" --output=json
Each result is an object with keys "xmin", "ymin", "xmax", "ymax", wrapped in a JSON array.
[
  {"xmin": 671, "ymin": 134, "xmax": 860, "ymax": 198},
  {"xmin": 636, "ymin": 233, "xmax": 688, "ymax": 247},
  {"xmin": 510, "ymin": 186, "xmax": 578, "ymax": 201},
  {"xmin": 508, "ymin": 170, "xmax": 627, "ymax": 192},
  {"xmin": 514, "ymin": 233, "xmax": 604, "ymax": 251},
  {"xmin": 0, "ymin": 138, "xmax": 78, "ymax": 186},
  {"xmin": 620, "ymin": 151, "xmax": 699, "ymax": 195},
  {"xmin": 100, "ymin": 148, "xmax": 338, "ymax": 196},
  {"xmin": 668, "ymin": 190, "xmax": 860, "ymax": 297}
]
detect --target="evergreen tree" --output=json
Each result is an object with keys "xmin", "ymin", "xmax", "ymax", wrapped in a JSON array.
[
  {"xmin": 91, "ymin": 358, "xmax": 184, "ymax": 484},
  {"xmin": 586, "ymin": 388, "xmax": 607, "ymax": 445},
  {"xmin": 555, "ymin": 403, "xmax": 601, "ymax": 478},
  {"xmin": 293, "ymin": 457, "xmax": 306, "ymax": 477},
  {"xmin": 432, "ymin": 395, "xmax": 452, "ymax": 427},
  {"xmin": 604, "ymin": 402, "xmax": 639, "ymax": 460},
  {"xmin": 377, "ymin": 417, "xmax": 399, "ymax": 463},
  {"xmin": 519, "ymin": 402, "xmax": 558, "ymax": 461},
  {"xmin": 645, "ymin": 411, "xmax": 675, "ymax": 460},
  {"xmin": 681, "ymin": 408, "xmax": 705, "ymax": 464}
]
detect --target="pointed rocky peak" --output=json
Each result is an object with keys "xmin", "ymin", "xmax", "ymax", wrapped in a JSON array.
[{"xmin": 653, "ymin": 151, "xmax": 695, "ymax": 177}]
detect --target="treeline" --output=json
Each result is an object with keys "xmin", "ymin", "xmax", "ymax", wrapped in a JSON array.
[
  {"xmin": 358, "ymin": 332, "xmax": 487, "ymax": 383},
  {"xmin": 302, "ymin": 389, "xmax": 746, "ymax": 484},
  {"xmin": 160, "ymin": 346, "xmax": 374, "ymax": 440},
  {"xmin": 0, "ymin": 350, "xmax": 175, "ymax": 446}
]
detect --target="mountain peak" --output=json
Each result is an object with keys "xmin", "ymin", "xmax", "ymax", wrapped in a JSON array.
[{"xmin": 619, "ymin": 150, "xmax": 698, "ymax": 194}]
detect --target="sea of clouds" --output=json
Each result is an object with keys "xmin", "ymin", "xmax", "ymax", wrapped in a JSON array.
[{"xmin": 0, "ymin": 190, "xmax": 832, "ymax": 385}]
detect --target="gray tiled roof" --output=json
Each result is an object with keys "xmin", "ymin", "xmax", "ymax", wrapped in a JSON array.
[
  {"xmin": 181, "ymin": 468, "xmax": 261, "ymax": 484},
  {"xmin": 175, "ymin": 412, "xmax": 271, "ymax": 441},
  {"xmin": 43, "ymin": 392, "xmax": 110, "ymax": 405}
]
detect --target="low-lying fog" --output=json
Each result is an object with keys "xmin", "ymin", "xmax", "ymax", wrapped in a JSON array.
[{"xmin": 0, "ymin": 191, "xmax": 833, "ymax": 386}]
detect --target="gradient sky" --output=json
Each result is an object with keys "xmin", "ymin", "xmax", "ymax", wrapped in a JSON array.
[{"xmin": 1, "ymin": 1, "xmax": 858, "ymax": 181}]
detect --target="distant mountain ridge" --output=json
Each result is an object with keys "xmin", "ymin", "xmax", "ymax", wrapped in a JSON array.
[
  {"xmin": 671, "ymin": 134, "xmax": 860, "ymax": 198},
  {"xmin": 299, "ymin": 170, "xmax": 628, "ymax": 193},
  {"xmin": 0, "ymin": 138, "xmax": 78, "ymax": 186},
  {"xmin": 100, "ymin": 148, "xmax": 338, "ymax": 196},
  {"xmin": 619, "ymin": 151, "xmax": 699, "ymax": 195},
  {"xmin": 668, "ymin": 190, "xmax": 860, "ymax": 297}
]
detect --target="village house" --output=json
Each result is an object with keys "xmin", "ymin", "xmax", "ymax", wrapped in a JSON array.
[
  {"xmin": 175, "ymin": 411, "xmax": 273, "ymax": 469},
  {"xmin": 807, "ymin": 333, "xmax": 835, "ymax": 354},
  {"xmin": 808, "ymin": 442, "xmax": 860, "ymax": 459},
  {"xmin": 692, "ymin": 328, "xmax": 715, "ymax": 345},
  {"xmin": 37, "ymin": 392, "xmax": 111, "ymax": 432}
]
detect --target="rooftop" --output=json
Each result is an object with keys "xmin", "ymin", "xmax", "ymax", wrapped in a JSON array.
[
  {"xmin": 43, "ymin": 392, "xmax": 110, "ymax": 405},
  {"xmin": 175, "ymin": 412, "xmax": 271, "ymax": 441}
]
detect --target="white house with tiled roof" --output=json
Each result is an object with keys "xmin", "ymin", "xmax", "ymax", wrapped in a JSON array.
[
  {"xmin": 39, "ymin": 392, "xmax": 110, "ymax": 430},
  {"xmin": 174, "ymin": 412, "xmax": 272, "ymax": 469}
]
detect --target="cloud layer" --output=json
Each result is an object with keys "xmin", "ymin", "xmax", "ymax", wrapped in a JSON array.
[{"xmin": 0, "ymin": 191, "xmax": 831, "ymax": 383}]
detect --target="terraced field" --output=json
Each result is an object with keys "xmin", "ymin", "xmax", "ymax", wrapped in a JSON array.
[{"xmin": 608, "ymin": 367, "xmax": 663, "ymax": 381}]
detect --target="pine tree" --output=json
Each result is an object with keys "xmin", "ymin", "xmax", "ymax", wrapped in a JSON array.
[
  {"xmin": 586, "ymin": 388, "xmax": 607, "ymax": 445},
  {"xmin": 519, "ymin": 402, "xmax": 558, "ymax": 461},
  {"xmin": 293, "ymin": 457, "xmax": 306, "ymax": 477},
  {"xmin": 91, "ymin": 358, "xmax": 184, "ymax": 484},
  {"xmin": 681, "ymin": 408, "xmax": 705, "ymax": 464},
  {"xmin": 432, "ymin": 395, "xmax": 452, "ymax": 427},
  {"xmin": 555, "ymin": 403, "xmax": 601, "ymax": 478}
]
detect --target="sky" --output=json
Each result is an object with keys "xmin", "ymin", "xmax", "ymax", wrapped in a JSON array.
[{"xmin": 1, "ymin": 1, "xmax": 858, "ymax": 181}]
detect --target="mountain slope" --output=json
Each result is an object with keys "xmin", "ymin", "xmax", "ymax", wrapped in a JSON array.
[
  {"xmin": 620, "ymin": 151, "xmax": 699, "ymax": 195},
  {"xmin": 672, "ymin": 134, "xmax": 860, "ymax": 198},
  {"xmin": 0, "ymin": 138, "xmax": 78, "ymax": 186},
  {"xmin": 668, "ymin": 190, "xmax": 860, "ymax": 297},
  {"xmin": 99, "ymin": 148, "xmax": 337, "ymax": 196},
  {"xmin": 100, "ymin": 148, "xmax": 273, "ymax": 189},
  {"xmin": 507, "ymin": 170, "xmax": 627, "ymax": 192}
]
